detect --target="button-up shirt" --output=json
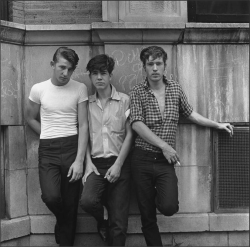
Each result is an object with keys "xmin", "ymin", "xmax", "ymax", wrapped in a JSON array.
[
  {"xmin": 88, "ymin": 85, "xmax": 130, "ymax": 158},
  {"xmin": 129, "ymin": 77, "xmax": 193, "ymax": 153}
]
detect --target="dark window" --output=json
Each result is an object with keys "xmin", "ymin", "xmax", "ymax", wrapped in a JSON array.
[
  {"xmin": 188, "ymin": 1, "xmax": 250, "ymax": 23},
  {"xmin": 213, "ymin": 126, "xmax": 249, "ymax": 213},
  {"xmin": 0, "ymin": 0, "xmax": 9, "ymax": 21}
]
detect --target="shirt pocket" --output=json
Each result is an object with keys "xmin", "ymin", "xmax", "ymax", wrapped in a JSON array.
[
  {"xmin": 110, "ymin": 114, "xmax": 125, "ymax": 133},
  {"xmin": 110, "ymin": 102, "xmax": 126, "ymax": 133}
]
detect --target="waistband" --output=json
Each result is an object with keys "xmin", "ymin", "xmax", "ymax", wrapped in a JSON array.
[
  {"xmin": 39, "ymin": 135, "xmax": 78, "ymax": 144},
  {"xmin": 91, "ymin": 156, "xmax": 118, "ymax": 163},
  {"xmin": 133, "ymin": 147, "xmax": 165, "ymax": 159}
]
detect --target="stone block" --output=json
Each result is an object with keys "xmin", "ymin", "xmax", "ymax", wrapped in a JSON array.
[
  {"xmin": 30, "ymin": 215, "xmax": 56, "ymax": 234},
  {"xmin": 209, "ymin": 213, "xmax": 249, "ymax": 231},
  {"xmin": 176, "ymin": 124, "xmax": 212, "ymax": 167},
  {"xmin": 4, "ymin": 126, "xmax": 26, "ymax": 170},
  {"xmin": 229, "ymin": 231, "xmax": 249, "ymax": 246},
  {"xmin": 30, "ymin": 234, "xmax": 55, "ymax": 246},
  {"xmin": 0, "ymin": 216, "xmax": 30, "ymax": 242},
  {"xmin": 175, "ymin": 166, "xmax": 211, "ymax": 213},
  {"xmin": 126, "ymin": 233, "xmax": 172, "ymax": 247},
  {"xmin": 158, "ymin": 213, "xmax": 209, "ymax": 233},
  {"xmin": 128, "ymin": 214, "xmax": 209, "ymax": 233},
  {"xmin": 27, "ymin": 168, "xmax": 51, "ymax": 215},
  {"xmin": 74, "ymin": 233, "xmax": 108, "ymax": 246},
  {"xmin": 173, "ymin": 232, "xmax": 228, "ymax": 246},
  {"xmin": 5, "ymin": 169, "xmax": 28, "ymax": 218},
  {"xmin": 1, "ymin": 43, "xmax": 24, "ymax": 125},
  {"xmin": 0, "ymin": 235, "xmax": 30, "ymax": 246}
]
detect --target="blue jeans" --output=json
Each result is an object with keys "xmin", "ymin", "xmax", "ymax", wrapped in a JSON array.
[
  {"xmin": 80, "ymin": 156, "xmax": 131, "ymax": 246},
  {"xmin": 38, "ymin": 135, "xmax": 81, "ymax": 246},
  {"xmin": 131, "ymin": 148, "xmax": 179, "ymax": 246}
]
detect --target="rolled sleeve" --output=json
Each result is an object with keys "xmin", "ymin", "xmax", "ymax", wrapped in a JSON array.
[
  {"xmin": 129, "ymin": 89, "xmax": 145, "ymax": 125},
  {"xmin": 179, "ymin": 85, "xmax": 193, "ymax": 118}
]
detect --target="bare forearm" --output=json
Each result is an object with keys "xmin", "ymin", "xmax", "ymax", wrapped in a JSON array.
[
  {"xmin": 75, "ymin": 124, "xmax": 88, "ymax": 163},
  {"xmin": 115, "ymin": 132, "xmax": 133, "ymax": 168},
  {"xmin": 188, "ymin": 111, "xmax": 220, "ymax": 128}
]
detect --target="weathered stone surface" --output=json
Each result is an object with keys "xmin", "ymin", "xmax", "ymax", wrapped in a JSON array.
[
  {"xmin": 173, "ymin": 232, "xmax": 228, "ymax": 246},
  {"xmin": 4, "ymin": 126, "xmax": 26, "ymax": 170},
  {"xmin": 5, "ymin": 169, "xmax": 28, "ymax": 218},
  {"xmin": 177, "ymin": 44, "xmax": 249, "ymax": 122},
  {"xmin": 209, "ymin": 213, "xmax": 249, "ymax": 231},
  {"xmin": 176, "ymin": 124, "xmax": 211, "ymax": 167},
  {"xmin": 0, "ymin": 216, "xmax": 30, "ymax": 242},
  {"xmin": 175, "ymin": 166, "xmax": 211, "ymax": 213},
  {"xmin": 1, "ymin": 43, "xmax": 24, "ymax": 125},
  {"xmin": 229, "ymin": 231, "xmax": 249, "ymax": 246},
  {"xmin": 0, "ymin": 235, "xmax": 30, "ymax": 246},
  {"xmin": 29, "ymin": 234, "xmax": 55, "ymax": 246}
]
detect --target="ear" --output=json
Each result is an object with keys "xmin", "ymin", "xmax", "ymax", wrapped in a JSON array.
[
  {"xmin": 109, "ymin": 73, "xmax": 113, "ymax": 81},
  {"xmin": 50, "ymin": 61, "xmax": 55, "ymax": 68}
]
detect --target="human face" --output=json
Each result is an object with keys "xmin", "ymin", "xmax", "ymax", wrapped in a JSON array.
[
  {"xmin": 89, "ymin": 70, "xmax": 112, "ymax": 91},
  {"xmin": 144, "ymin": 56, "xmax": 166, "ymax": 83},
  {"xmin": 51, "ymin": 56, "xmax": 74, "ymax": 86}
]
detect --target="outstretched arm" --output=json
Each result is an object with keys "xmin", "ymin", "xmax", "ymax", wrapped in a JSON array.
[
  {"xmin": 68, "ymin": 101, "xmax": 89, "ymax": 183},
  {"xmin": 132, "ymin": 121, "xmax": 179, "ymax": 164},
  {"xmin": 187, "ymin": 111, "xmax": 234, "ymax": 136},
  {"xmin": 25, "ymin": 99, "xmax": 41, "ymax": 135}
]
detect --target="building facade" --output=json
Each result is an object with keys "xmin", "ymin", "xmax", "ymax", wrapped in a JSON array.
[{"xmin": 1, "ymin": 1, "xmax": 249, "ymax": 246}]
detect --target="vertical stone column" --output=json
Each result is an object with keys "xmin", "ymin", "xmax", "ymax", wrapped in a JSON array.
[{"xmin": 4, "ymin": 126, "xmax": 28, "ymax": 218}]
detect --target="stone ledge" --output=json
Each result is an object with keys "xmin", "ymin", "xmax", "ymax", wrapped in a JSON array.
[
  {"xmin": 30, "ymin": 213, "xmax": 249, "ymax": 234},
  {"xmin": 0, "ymin": 21, "xmax": 25, "ymax": 45},
  {"xmin": 210, "ymin": 213, "xmax": 249, "ymax": 231},
  {"xmin": 92, "ymin": 22, "xmax": 185, "ymax": 29},
  {"xmin": 0, "ymin": 216, "xmax": 30, "ymax": 242},
  {"xmin": 1, "ymin": 21, "xmax": 249, "ymax": 45},
  {"xmin": 186, "ymin": 23, "xmax": 249, "ymax": 29}
]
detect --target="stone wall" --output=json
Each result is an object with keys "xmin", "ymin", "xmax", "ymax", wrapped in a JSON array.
[{"xmin": 8, "ymin": 0, "xmax": 102, "ymax": 24}]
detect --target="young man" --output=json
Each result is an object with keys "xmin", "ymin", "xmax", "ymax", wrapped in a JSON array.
[
  {"xmin": 80, "ymin": 54, "xmax": 133, "ymax": 246},
  {"xmin": 129, "ymin": 46, "xmax": 234, "ymax": 246},
  {"xmin": 26, "ymin": 47, "xmax": 88, "ymax": 246}
]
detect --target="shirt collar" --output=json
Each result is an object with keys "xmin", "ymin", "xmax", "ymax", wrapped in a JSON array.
[
  {"xmin": 143, "ymin": 75, "xmax": 170, "ymax": 89},
  {"xmin": 89, "ymin": 84, "xmax": 121, "ymax": 103}
]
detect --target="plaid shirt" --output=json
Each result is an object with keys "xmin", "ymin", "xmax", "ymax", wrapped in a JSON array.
[{"xmin": 129, "ymin": 77, "xmax": 193, "ymax": 153}]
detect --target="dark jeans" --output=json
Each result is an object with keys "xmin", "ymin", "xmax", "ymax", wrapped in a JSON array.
[
  {"xmin": 131, "ymin": 148, "xmax": 179, "ymax": 246},
  {"xmin": 38, "ymin": 135, "xmax": 81, "ymax": 246},
  {"xmin": 80, "ymin": 156, "xmax": 131, "ymax": 246}
]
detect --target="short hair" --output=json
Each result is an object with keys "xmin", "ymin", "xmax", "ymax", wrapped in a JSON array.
[
  {"xmin": 52, "ymin": 47, "xmax": 79, "ymax": 70},
  {"xmin": 140, "ymin": 46, "xmax": 168, "ymax": 66},
  {"xmin": 86, "ymin": 54, "xmax": 115, "ymax": 75}
]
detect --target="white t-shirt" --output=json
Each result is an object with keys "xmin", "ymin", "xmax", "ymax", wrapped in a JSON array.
[{"xmin": 29, "ymin": 79, "xmax": 88, "ymax": 139}]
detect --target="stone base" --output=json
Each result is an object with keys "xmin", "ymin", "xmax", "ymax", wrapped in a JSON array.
[{"xmin": 1, "ymin": 231, "xmax": 249, "ymax": 247}]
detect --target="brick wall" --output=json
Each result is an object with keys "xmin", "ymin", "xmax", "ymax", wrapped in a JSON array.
[{"xmin": 9, "ymin": 0, "xmax": 102, "ymax": 24}]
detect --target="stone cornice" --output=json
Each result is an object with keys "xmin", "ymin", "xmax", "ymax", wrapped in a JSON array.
[
  {"xmin": 1, "ymin": 21, "xmax": 249, "ymax": 45},
  {"xmin": 0, "ymin": 21, "xmax": 25, "ymax": 45}
]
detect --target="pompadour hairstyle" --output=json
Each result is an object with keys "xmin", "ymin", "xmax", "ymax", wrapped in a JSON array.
[{"xmin": 52, "ymin": 47, "xmax": 79, "ymax": 70}]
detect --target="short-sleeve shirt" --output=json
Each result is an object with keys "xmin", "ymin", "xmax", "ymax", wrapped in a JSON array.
[
  {"xmin": 29, "ymin": 79, "xmax": 88, "ymax": 139},
  {"xmin": 129, "ymin": 77, "xmax": 193, "ymax": 153},
  {"xmin": 88, "ymin": 85, "xmax": 130, "ymax": 158}
]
